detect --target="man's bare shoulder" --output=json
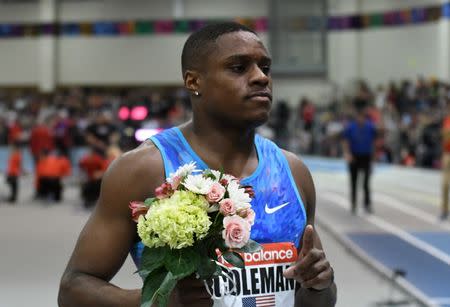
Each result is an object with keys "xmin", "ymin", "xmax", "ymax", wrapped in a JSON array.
[
  {"xmin": 102, "ymin": 141, "xmax": 165, "ymax": 202},
  {"xmin": 281, "ymin": 149, "xmax": 315, "ymax": 219},
  {"xmin": 281, "ymin": 149, "xmax": 310, "ymax": 179}
]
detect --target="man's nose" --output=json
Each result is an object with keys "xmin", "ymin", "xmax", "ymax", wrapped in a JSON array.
[{"xmin": 249, "ymin": 65, "xmax": 270, "ymax": 86}]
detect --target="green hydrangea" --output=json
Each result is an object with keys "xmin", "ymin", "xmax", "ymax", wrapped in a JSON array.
[{"xmin": 137, "ymin": 190, "xmax": 211, "ymax": 249}]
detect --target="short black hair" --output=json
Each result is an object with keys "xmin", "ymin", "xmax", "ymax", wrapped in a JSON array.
[{"xmin": 181, "ymin": 22, "xmax": 257, "ymax": 76}]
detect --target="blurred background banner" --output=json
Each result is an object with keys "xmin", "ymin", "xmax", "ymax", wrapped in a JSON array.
[
  {"xmin": 154, "ymin": 20, "xmax": 174, "ymax": 34},
  {"xmin": 174, "ymin": 20, "xmax": 190, "ymax": 33},
  {"xmin": 444, "ymin": 2, "xmax": 450, "ymax": 18},
  {"xmin": 40, "ymin": 23, "xmax": 56, "ymax": 35},
  {"xmin": 135, "ymin": 20, "xmax": 153, "ymax": 34},
  {"xmin": 117, "ymin": 21, "xmax": 134, "ymax": 36},
  {"xmin": 0, "ymin": 2, "xmax": 448, "ymax": 39},
  {"xmin": 60, "ymin": 23, "xmax": 80, "ymax": 35},
  {"xmin": 92, "ymin": 22, "xmax": 118, "ymax": 36}
]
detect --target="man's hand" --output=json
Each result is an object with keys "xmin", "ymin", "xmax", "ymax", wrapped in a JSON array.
[
  {"xmin": 283, "ymin": 225, "xmax": 334, "ymax": 290},
  {"xmin": 172, "ymin": 275, "xmax": 213, "ymax": 307},
  {"xmin": 344, "ymin": 152, "xmax": 353, "ymax": 163}
]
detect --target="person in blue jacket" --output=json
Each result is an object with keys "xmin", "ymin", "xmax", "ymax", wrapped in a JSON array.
[{"xmin": 342, "ymin": 107, "xmax": 377, "ymax": 215}]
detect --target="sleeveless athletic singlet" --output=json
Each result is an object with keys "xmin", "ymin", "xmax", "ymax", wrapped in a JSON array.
[{"xmin": 130, "ymin": 127, "xmax": 307, "ymax": 306}]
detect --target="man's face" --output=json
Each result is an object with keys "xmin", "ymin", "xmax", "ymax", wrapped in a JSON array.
[{"xmin": 196, "ymin": 31, "xmax": 272, "ymax": 127}]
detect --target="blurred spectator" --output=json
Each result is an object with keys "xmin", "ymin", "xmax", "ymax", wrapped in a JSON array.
[
  {"xmin": 374, "ymin": 85, "xmax": 386, "ymax": 110},
  {"xmin": 36, "ymin": 149, "xmax": 71, "ymax": 202},
  {"xmin": 398, "ymin": 80, "xmax": 415, "ymax": 115},
  {"xmin": 440, "ymin": 102, "xmax": 450, "ymax": 220},
  {"xmin": 321, "ymin": 112, "xmax": 344, "ymax": 157},
  {"xmin": 5, "ymin": 142, "xmax": 23, "ymax": 203},
  {"xmin": 29, "ymin": 117, "xmax": 54, "ymax": 163},
  {"xmin": 79, "ymin": 147, "xmax": 108, "ymax": 208},
  {"xmin": 353, "ymin": 80, "xmax": 373, "ymax": 111},
  {"xmin": 299, "ymin": 97, "xmax": 316, "ymax": 132},
  {"xmin": 53, "ymin": 109, "xmax": 75, "ymax": 157},
  {"xmin": 85, "ymin": 110, "xmax": 119, "ymax": 153},
  {"xmin": 400, "ymin": 147, "xmax": 416, "ymax": 167},
  {"xmin": 386, "ymin": 81, "xmax": 399, "ymax": 110},
  {"xmin": 270, "ymin": 100, "xmax": 291, "ymax": 149},
  {"xmin": 342, "ymin": 107, "xmax": 377, "ymax": 215},
  {"xmin": 7, "ymin": 113, "xmax": 23, "ymax": 145}
]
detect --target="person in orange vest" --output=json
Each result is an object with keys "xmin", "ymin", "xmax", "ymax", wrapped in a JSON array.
[
  {"xmin": 78, "ymin": 147, "xmax": 108, "ymax": 208},
  {"xmin": 36, "ymin": 149, "xmax": 71, "ymax": 202},
  {"xmin": 5, "ymin": 142, "xmax": 23, "ymax": 203}
]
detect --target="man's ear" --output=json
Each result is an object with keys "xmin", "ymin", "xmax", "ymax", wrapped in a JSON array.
[{"xmin": 184, "ymin": 69, "xmax": 201, "ymax": 94}]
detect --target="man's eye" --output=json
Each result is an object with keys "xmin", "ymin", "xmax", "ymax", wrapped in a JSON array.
[
  {"xmin": 230, "ymin": 65, "xmax": 246, "ymax": 73},
  {"xmin": 261, "ymin": 65, "xmax": 271, "ymax": 75}
]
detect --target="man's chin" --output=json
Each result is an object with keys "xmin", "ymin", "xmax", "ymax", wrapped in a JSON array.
[{"xmin": 246, "ymin": 114, "xmax": 270, "ymax": 129}]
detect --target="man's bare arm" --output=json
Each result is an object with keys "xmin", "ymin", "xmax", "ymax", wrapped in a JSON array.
[
  {"xmin": 58, "ymin": 144, "xmax": 165, "ymax": 307},
  {"xmin": 283, "ymin": 151, "xmax": 337, "ymax": 307}
]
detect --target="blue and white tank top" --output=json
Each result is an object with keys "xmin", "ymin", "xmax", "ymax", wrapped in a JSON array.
[{"xmin": 130, "ymin": 127, "xmax": 307, "ymax": 306}]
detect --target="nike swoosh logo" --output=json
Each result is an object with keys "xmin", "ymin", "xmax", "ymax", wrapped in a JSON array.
[{"xmin": 265, "ymin": 202, "xmax": 290, "ymax": 214}]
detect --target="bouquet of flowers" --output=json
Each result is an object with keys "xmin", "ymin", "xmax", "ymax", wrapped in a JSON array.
[{"xmin": 129, "ymin": 162, "xmax": 261, "ymax": 307}]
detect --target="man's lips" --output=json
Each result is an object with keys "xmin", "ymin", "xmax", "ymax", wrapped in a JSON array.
[{"xmin": 246, "ymin": 91, "xmax": 272, "ymax": 101}]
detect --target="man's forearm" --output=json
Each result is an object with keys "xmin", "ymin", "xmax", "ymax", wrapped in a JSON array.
[
  {"xmin": 341, "ymin": 140, "xmax": 350, "ymax": 156},
  {"xmin": 295, "ymin": 283, "xmax": 337, "ymax": 307},
  {"xmin": 58, "ymin": 271, "xmax": 141, "ymax": 307}
]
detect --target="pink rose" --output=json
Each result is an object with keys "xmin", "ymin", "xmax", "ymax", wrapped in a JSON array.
[
  {"xmin": 155, "ymin": 182, "xmax": 174, "ymax": 199},
  {"xmin": 238, "ymin": 208, "xmax": 256, "ymax": 226},
  {"xmin": 129, "ymin": 201, "xmax": 149, "ymax": 222},
  {"xmin": 222, "ymin": 215, "xmax": 250, "ymax": 249},
  {"xmin": 206, "ymin": 182, "xmax": 225, "ymax": 203},
  {"xmin": 219, "ymin": 198, "xmax": 236, "ymax": 216}
]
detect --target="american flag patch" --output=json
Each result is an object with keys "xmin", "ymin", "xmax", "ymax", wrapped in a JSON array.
[{"xmin": 242, "ymin": 294, "xmax": 275, "ymax": 307}]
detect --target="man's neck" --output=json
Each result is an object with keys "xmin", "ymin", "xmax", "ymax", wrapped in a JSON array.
[{"xmin": 179, "ymin": 120, "xmax": 258, "ymax": 178}]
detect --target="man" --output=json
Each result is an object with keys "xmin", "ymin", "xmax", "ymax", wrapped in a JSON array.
[
  {"xmin": 58, "ymin": 22, "xmax": 336, "ymax": 307},
  {"xmin": 342, "ymin": 107, "xmax": 377, "ymax": 215},
  {"xmin": 85, "ymin": 109, "xmax": 120, "ymax": 153},
  {"xmin": 5, "ymin": 141, "xmax": 22, "ymax": 203},
  {"xmin": 441, "ymin": 102, "xmax": 450, "ymax": 220}
]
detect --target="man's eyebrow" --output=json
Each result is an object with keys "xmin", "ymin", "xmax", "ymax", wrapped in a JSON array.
[{"xmin": 224, "ymin": 54, "xmax": 272, "ymax": 63}]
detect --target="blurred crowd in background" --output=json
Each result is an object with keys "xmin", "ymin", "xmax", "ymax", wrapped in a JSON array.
[
  {"xmin": 0, "ymin": 87, "xmax": 191, "ymax": 206},
  {"xmin": 0, "ymin": 76, "xmax": 447, "ymax": 205},
  {"xmin": 278, "ymin": 76, "xmax": 446, "ymax": 169}
]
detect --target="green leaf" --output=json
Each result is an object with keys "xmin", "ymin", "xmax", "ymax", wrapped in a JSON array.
[
  {"xmin": 235, "ymin": 239, "xmax": 263, "ymax": 254},
  {"xmin": 197, "ymin": 258, "xmax": 220, "ymax": 280},
  {"xmin": 222, "ymin": 251, "xmax": 245, "ymax": 269},
  {"xmin": 154, "ymin": 271, "xmax": 178, "ymax": 307},
  {"xmin": 144, "ymin": 197, "xmax": 156, "ymax": 206},
  {"xmin": 218, "ymin": 166, "xmax": 225, "ymax": 180},
  {"xmin": 141, "ymin": 267, "xmax": 176, "ymax": 307},
  {"xmin": 216, "ymin": 238, "xmax": 229, "ymax": 253},
  {"xmin": 213, "ymin": 263, "xmax": 225, "ymax": 277},
  {"xmin": 203, "ymin": 169, "xmax": 216, "ymax": 180},
  {"xmin": 164, "ymin": 247, "xmax": 200, "ymax": 279},
  {"xmin": 138, "ymin": 246, "xmax": 168, "ymax": 279}
]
